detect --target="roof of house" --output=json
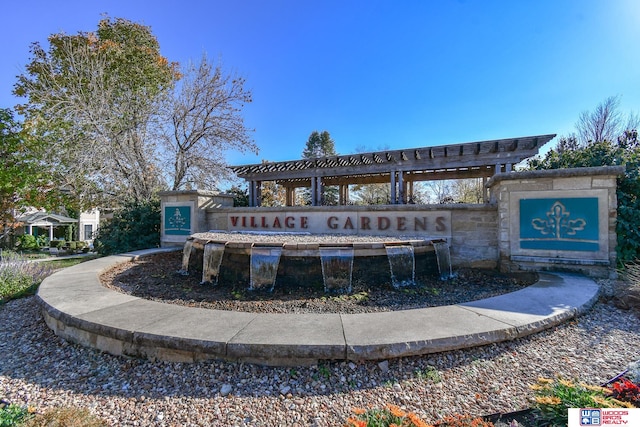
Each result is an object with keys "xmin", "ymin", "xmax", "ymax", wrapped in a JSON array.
[{"xmin": 16, "ymin": 212, "xmax": 78, "ymax": 226}]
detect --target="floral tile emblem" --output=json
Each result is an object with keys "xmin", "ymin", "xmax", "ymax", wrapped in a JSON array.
[
  {"xmin": 519, "ymin": 198, "xmax": 599, "ymax": 251},
  {"xmin": 531, "ymin": 201, "xmax": 587, "ymax": 239}
]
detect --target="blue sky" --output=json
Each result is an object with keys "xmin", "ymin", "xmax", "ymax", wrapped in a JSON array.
[{"xmin": 2, "ymin": 0, "xmax": 640, "ymax": 166}]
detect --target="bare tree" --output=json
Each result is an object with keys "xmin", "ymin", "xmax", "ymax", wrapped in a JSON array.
[
  {"xmin": 158, "ymin": 54, "xmax": 257, "ymax": 190},
  {"xmin": 576, "ymin": 95, "xmax": 631, "ymax": 144},
  {"xmin": 425, "ymin": 180, "xmax": 453, "ymax": 204},
  {"xmin": 452, "ymin": 178, "xmax": 484, "ymax": 203}
]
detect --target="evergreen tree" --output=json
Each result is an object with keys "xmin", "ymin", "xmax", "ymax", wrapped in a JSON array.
[{"xmin": 301, "ymin": 131, "xmax": 338, "ymax": 204}]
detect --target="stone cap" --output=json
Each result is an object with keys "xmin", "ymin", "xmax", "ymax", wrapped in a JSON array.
[
  {"xmin": 158, "ymin": 190, "xmax": 233, "ymax": 197},
  {"xmin": 486, "ymin": 165, "xmax": 625, "ymax": 188}
]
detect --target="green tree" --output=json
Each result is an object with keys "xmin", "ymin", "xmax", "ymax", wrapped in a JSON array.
[
  {"xmin": 302, "ymin": 130, "xmax": 337, "ymax": 158},
  {"xmin": 14, "ymin": 17, "xmax": 179, "ymax": 204},
  {"xmin": 527, "ymin": 98, "xmax": 640, "ymax": 264},
  {"xmin": 226, "ymin": 185, "xmax": 249, "ymax": 207},
  {"xmin": 0, "ymin": 108, "xmax": 61, "ymax": 246},
  {"xmin": 93, "ymin": 199, "xmax": 160, "ymax": 255},
  {"xmin": 302, "ymin": 130, "xmax": 338, "ymax": 205}
]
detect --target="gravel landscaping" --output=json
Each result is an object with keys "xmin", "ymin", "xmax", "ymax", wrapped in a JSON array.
[{"xmin": 2, "ymin": 279, "xmax": 640, "ymax": 426}]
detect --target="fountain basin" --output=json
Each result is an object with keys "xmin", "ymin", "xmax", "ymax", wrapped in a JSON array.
[{"xmin": 182, "ymin": 232, "xmax": 447, "ymax": 292}]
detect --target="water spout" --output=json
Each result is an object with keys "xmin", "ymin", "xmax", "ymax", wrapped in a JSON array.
[
  {"xmin": 319, "ymin": 247, "xmax": 354, "ymax": 293},
  {"xmin": 201, "ymin": 243, "xmax": 225, "ymax": 285},
  {"xmin": 433, "ymin": 241, "xmax": 453, "ymax": 280},
  {"xmin": 385, "ymin": 244, "xmax": 416, "ymax": 288},
  {"xmin": 249, "ymin": 244, "xmax": 283, "ymax": 291},
  {"xmin": 178, "ymin": 240, "xmax": 194, "ymax": 276}
]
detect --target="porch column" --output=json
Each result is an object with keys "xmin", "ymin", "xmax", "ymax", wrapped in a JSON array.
[
  {"xmin": 249, "ymin": 181, "xmax": 255, "ymax": 207},
  {"xmin": 408, "ymin": 180, "xmax": 414, "ymax": 203},
  {"xmin": 316, "ymin": 177, "xmax": 324, "ymax": 206},
  {"xmin": 256, "ymin": 181, "xmax": 262, "ymax": 207},
  {"xmin": 49, "ymin": 225, "xmax": 54, "ymax": 241},
  {"xmin": 482, "ymin": 177, "xmax": 489, "ymax": 203},
  {"xmin": 250, "ymin": 181, "xmax": 262, "ymax": 207},
  {"xmin": 311, "ymin": 176, "xmax": 317, "ymax": 206},
  {"xmin": 398, "ymin": 171, "xmax": 405, "ymax": 204},
  {"xmin": 285, "ymin": 187, "xmax": 294, "ymax": 206},
  {"xmin": 339, "ymin": 184, "xmax": 349, "ymax": 205},
  {"xmin": 390, "ymin": 171, "xmax": 397, "ymax": 204}
]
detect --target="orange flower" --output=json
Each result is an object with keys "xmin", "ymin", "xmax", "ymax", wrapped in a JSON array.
[
  {"xmin": 407, "ymin": 412, "xmax": 434, "ymax": 427},
  {"xmin": 352, "ymin": 408, "xmax": 367, "ymax": 415},
  {"xmin": 346, "ymin": 417, "xmax": 367, "ymax": 427},
  {"xmin": 387, "ymin": 404, "xmax": 407, "ymax": 418}
]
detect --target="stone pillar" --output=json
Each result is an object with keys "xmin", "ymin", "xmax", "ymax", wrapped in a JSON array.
[
  {"xmin": 159, "ymin": 190, "xmax": 234, "ymax": 247},
  {"xmin": 486, "ymin": 166, "xmax": 624, "ymax": 278}
]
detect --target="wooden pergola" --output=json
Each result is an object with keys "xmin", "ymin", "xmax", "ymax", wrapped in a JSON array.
[{"xmin": 230, "ymin": 134, "xmax": 556, "ymax": 206}]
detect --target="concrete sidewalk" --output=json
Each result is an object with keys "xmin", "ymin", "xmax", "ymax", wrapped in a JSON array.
[{"xmin": 36, "ymin": 248, "xmax": 600, "ymax": 366}]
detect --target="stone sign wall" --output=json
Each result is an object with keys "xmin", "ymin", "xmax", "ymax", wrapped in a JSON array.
[
  {"xmin": 487, "ymin": 166, "xmax": 623, "ymax": 278},
  {"xmin": 159, "ymin": 166, "xmax": 623, "ymax": 277}
]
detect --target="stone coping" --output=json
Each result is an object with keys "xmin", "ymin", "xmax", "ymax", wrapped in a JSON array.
[
  {"xmin": 37, "ymin": 248, "xmax": 600, "ymax": 366},
  {"xmin": 486, "ymin": 165, "xmax": 625, "ymax": 187}
]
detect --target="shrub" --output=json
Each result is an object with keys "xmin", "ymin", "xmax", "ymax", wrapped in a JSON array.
[
  {"xmin": 609, "ymin": 378, "xmax": 640, "ymax": 407},
  {"xmin": 49, "ymin": 240, "xmax": 65, "ymax": 249},
  {"xmin": 93, "ymin": 199, "xmax": 160, "ymax": 255},
  {"xmin": 0, "ymin": 250, "xmax": 52, "ymax": 303},
  {"xmin": 15, "ymin": 234, "xmax": 39, "ymax": 251},
  {"xmin": 0, "ymin": 403, "xmax": 32, "ymax": 427}
]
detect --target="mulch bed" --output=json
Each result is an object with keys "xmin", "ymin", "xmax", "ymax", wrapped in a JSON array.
[{"xmin": 101, "ymin": 251, "xmax": 537, "ymax": 314}]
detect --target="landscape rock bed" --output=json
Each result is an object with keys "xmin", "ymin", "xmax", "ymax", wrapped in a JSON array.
[{"xmin": 2, "ymin": 293, "xmax": 639, "ymax": 426}]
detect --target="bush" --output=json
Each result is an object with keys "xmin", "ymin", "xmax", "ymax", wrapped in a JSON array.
[
  {"xmin": 49, "ymin": 240, "xmax": 65, "ymax": 249},
  {"xmin": 0, "ymin": 250, "xmax": 52, "ymax": 303},
  {"xmin": 15, "ymin": 234, "xmax": 39, "ymax": 251},
  {"xmin": 0, "ymin": 403, "xmax": 32, "ymax": 427},
  {"xmin": 93, "ymin": 199, "xmax": 160, "ymax": 255}
]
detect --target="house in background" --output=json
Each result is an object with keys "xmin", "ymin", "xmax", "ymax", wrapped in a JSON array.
[
  {"xmin": 16, "ymin": 209, "xmax": 100, "ymax": 244},
  {"xmin": 79, "ymin": 209, "xmax": 100, "ymax": 242}
]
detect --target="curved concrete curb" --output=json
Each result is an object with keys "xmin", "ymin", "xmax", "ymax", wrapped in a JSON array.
[{"xmin": 37, "ymin": 248, "xmax": 600, "ymax": 366}]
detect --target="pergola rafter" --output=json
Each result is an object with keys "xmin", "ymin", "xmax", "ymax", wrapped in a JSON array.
[{"xmin": 230, "ymin": 134, "xmax": 556, "ymax": 206}]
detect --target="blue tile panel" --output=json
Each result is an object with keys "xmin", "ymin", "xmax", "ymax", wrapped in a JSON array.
[{"xmin": 519, "ymin": 198, "xmax": 599, "ymax": 251}]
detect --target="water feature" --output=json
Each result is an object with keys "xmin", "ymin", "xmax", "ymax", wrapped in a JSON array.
[
  {"xmin": 178, "ymin": 239, "xmax": 194, "ymax": 275},
  {"xmin": 319, "ymin": 247, "xmax": 354, "ymax": 293},
  {"xmin": 385, "ymin": 244, "xmax": 416, "ymax": 288},
  {"xmin": 179, "ymin": 233, "xmax": 442, "ymax": 293},
  {"xmin": 249, "ymin": 244, "xmax": 283, "ymax": 292},
  {"xmin": 201, "ymin": 242, "xmax": 226, "ymax": 285},
  {"xmin": 433, "ymin": 241, "xmax": 453, "ymax": 280}
]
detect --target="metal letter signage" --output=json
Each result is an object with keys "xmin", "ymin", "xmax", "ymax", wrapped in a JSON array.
[{"xmin": 519, "ymin": 198, "xmax": 599, "ymax": 251}]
